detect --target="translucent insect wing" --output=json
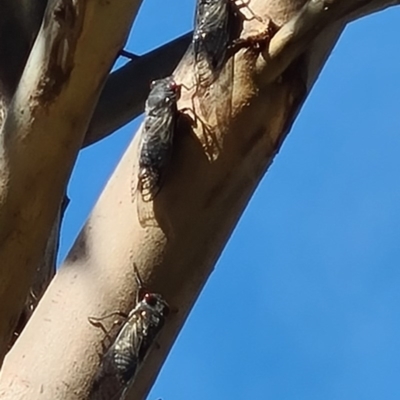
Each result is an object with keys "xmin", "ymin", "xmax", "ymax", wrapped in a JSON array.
[
  {"xmin": 134, "ymin": 78, "xmax": 179, "ymax": 226},
  {"xmin": 116, "ymin": 298, "xmax": 169, "ymax": 399},
  {"xmin": 193, "ymin": 0, "xmax": 234, "ymax": 161},
  {"xmin": 89, "ymin": 300, "xmax": 166, "ymax": 400},
  {"xmin": 193, "ymin": 0, "xmax": 229, "ymax": 90}
]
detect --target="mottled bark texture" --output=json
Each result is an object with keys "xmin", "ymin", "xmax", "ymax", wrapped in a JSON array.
[
  {"xmin": 0, "ymin": 0, "xmax": 143, "ymax": 363},
  {"xmin": 0, "ymin": 0, "xmax": 398, "ymax": 399}
]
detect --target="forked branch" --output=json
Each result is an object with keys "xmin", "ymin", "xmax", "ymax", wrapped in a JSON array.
[{"xmin": 0, "ymin": 0, "xmax": 397, "ymax": 399}]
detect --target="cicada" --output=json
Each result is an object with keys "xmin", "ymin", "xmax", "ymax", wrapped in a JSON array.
[
  {"xmin": 133, "ymin": 76, "xmax": 181, "ymax": 226},
  {"xmin": 190, "ymin": 0, "xmax": 236, "ymax": 161},
  {"xmin": 88, "ymin": 266, "xmax": 170, "ymax": 400},
  {"xmin": 175, "ymin": 0, "xmax": 272, "ymax": 161}
]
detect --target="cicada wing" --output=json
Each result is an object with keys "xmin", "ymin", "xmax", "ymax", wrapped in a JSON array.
[
  {"xmin": 190, "ymin": 0, "xmax": 233, "ymax": 162},
  {"xmin": 213, "ymin": 53, "xmax": 233, "ymax": 135},
  {"xmin": 173, "ymin": 45, "xmax": 215, "ymax": 162},
  {"xmin": 196, "ymin": 54, "xmax": 233, "ymax": 162},
  {"xmin": 131, "ymin": 156, "xmax": 157, "ymax": 228},
  {"xmin": 134, "ymin": 182, "xmax": 158, "ymax": 228},
  {"xmin": 89, "ymin": 348, "xmax": 126, "ymax": 400},
  {"xmin": 173, "ymin": 43, "xmax": 196, "ymax": 89},
  {"xmin": 113, "ymin": 313, "xmax": 153, "ymax": 400},
  {"xmin": 134, "ymin": 127, "xmax": 172, "ymax": 228},
  {"xmin": 91, "ymin": 317, "xmax": 142, "ymax": 400},
  {"xmin": 89, "ymin": 381, "xmax": 125, "ymax": 400}
]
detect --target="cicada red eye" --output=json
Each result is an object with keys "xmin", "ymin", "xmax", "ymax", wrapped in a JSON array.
[
  {"xmin": 144, "ymin": 293, "xmax": 157, "ymax": 307},
  {"xmin": 170, "ymin": 81, "xmax": 182, "ymax": 99},
  {"xmin": 169, "ymin": 80, "xmax": 181, "ymax": 95}
]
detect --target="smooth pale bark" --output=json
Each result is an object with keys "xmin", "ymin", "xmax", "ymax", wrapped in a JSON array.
[
  {"xmin": 0, "ymin": 1, "xmax": 60, "ymax": 343},
  {"xmin": 0, "ymin": 0, "xmax": 398, "ymax": 399},
  {"xmin": 0, "ymin": 0, "xmax": 144, "ymax": 361}
]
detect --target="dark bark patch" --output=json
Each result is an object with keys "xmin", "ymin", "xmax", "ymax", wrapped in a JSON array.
[
  {"xmin": 65, "ymin": 224, "xmax": 89, "ymax": 263},
  {"xmin": 36, "ymin": 0, "xmax": 83, "ymax": 105}
]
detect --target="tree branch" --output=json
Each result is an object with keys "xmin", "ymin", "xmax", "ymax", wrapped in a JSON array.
[
  {"xmin": 0, "ymin": 0, "xmax": 52, "ymax": 348},
  {"xmin": 0, "ymin": 0, "xmax": 398, "ymax": 398},
  {"xmin": 0, "ymin": 0, "xmax": 144, "ymax": 362}
]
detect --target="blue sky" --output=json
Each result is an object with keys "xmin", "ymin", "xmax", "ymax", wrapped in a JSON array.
[{"xmin": 59, "ymin": 2, "xmax": 400, "ymax": 399}]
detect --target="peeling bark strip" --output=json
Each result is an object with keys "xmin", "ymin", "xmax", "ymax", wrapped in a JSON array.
[{"xmin": 36, "ymin": 0, "xmax": 83, "ymax": 104}]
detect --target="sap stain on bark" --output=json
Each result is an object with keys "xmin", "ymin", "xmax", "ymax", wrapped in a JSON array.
[{"xmin": 36, "ymin": 0, "xmax": 83, "ymax": 105}]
